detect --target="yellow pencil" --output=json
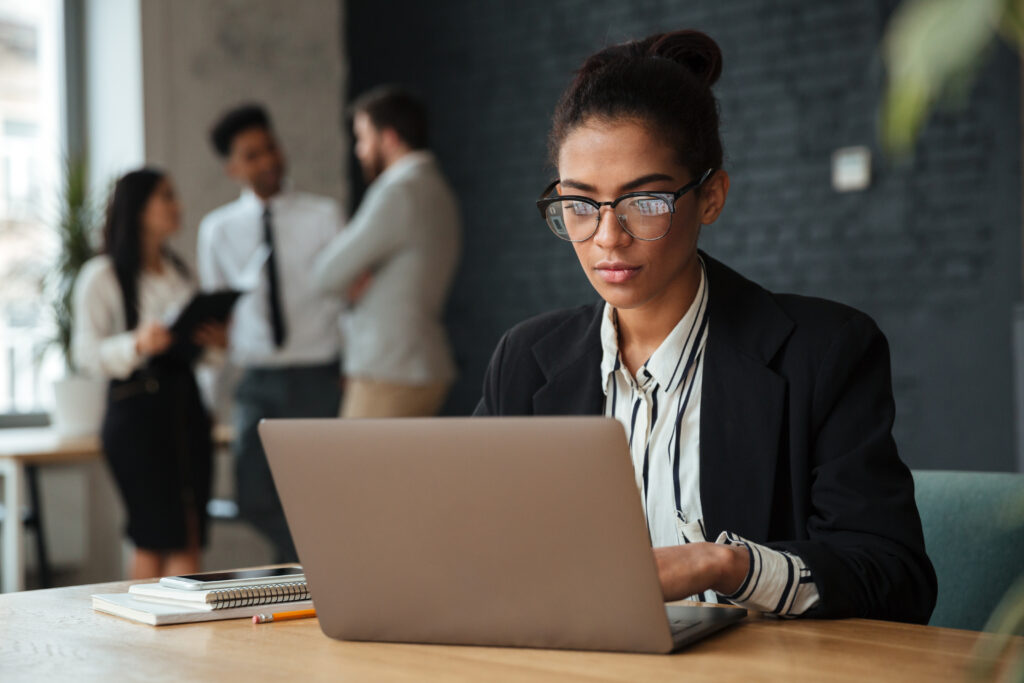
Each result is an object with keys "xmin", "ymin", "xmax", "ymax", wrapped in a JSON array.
[{"xmin": 252, "ymin": 608, "xmax": 317, "ymax": 624}]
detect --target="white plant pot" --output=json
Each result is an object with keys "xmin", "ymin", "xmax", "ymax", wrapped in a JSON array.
[{"xmin": 51, "ymin": 375, "xmax": 106, "ymax": 436}]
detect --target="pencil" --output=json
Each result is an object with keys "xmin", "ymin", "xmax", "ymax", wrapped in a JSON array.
[{"xmin": 252, "ymin": 608, "xmax": 317, "ymax": 624}]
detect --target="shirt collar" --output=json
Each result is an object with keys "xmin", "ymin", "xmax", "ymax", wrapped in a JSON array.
[
  {"xmin": 599, "ymin": 304, "xmax": 625, "ymax": 388},
  {"xmin": 600, "ymin": 258, "xmax": 708, "ymax": 393},
  {"xmin": 376, "ymin": 150, "xmax": 434, "ymax": 184},
  {"xmin": 238, "ymin": 184, "xmax": 292, "ymax": 212}
]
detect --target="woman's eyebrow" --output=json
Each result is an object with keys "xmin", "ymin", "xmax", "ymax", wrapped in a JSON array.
[
  {"xmin": 620, "ymin": 173, "xmax": 675, "ymax": 191},
  {"xmin": 559, "ymin": 173, "xmax": 676, "ymax": 194},
  {"xmin": 559, "ymin": 179, "xmax": 596, "ymax": 192}
]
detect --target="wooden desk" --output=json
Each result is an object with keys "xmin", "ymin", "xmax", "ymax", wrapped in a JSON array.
[
  {"xmin": 0, "ymin": 426, "xmax": 233, "ymax": 592},
  {"xmin": 0, "ymin": 579, "xmax": 1019, "ymax": 682}
]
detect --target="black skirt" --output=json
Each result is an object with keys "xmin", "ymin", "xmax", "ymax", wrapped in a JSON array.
[{"xmin": 100, "ymin": 361, "xmax": 212, "ymax": 551}]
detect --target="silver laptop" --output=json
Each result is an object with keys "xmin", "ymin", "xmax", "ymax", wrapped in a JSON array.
[{"xmin": 259, "ymin": 417, "xmax": 745, "ymax": 653}]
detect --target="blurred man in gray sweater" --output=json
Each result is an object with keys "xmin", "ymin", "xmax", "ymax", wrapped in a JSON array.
[{"xmin": 313, "ymin": 87, "xmax": 460, "ymax": 417}]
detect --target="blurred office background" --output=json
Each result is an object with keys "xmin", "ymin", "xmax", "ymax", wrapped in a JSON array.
[
  {"xmin": 0, "ymin": 0, "xmax": 1020, "ymax": 586},
  {"xmin": 350, "ymin": 0, "xmax": 1019, "ymax": 475}
]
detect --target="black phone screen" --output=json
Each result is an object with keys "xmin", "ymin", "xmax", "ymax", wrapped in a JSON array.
[{"xmin": 175, "ymin": 566, "xmax": 303, "ymax": 582}]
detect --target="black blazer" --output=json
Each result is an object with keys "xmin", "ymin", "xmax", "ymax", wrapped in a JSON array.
[{"xmin": 474, "ymin": 253, "xmax": 937, "ymax": 624}]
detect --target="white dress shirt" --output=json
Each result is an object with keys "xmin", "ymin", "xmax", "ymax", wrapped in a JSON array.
[
  {"xmin": 600, "ymin": 260, "xmax": 820, "ymax": 616},
  {"xmin": 72, "ymin": 255, "xmax": 196, "ymax": 380},
  {"xmin": 197, "ymin": 189, "xmax": 343, "ymax": 368}
]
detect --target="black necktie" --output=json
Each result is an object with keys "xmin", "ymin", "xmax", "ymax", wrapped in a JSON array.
[{"xmin": 262, "ymin": 207, "xmax": 287, "ymax": 348}]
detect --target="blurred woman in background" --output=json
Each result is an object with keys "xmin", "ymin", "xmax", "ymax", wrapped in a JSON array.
[{"xmin": 73, "ymin": 168, "xmax": 226, "ymax": 579}]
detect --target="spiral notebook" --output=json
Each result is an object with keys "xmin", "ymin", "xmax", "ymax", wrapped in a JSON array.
[
  {"xmin": 128, "ymin": 580, "xmax": 310, "ymax": 610},
  {"xmin": 91, "ymin": 592, "xmax": 314, "ymax": 626}
]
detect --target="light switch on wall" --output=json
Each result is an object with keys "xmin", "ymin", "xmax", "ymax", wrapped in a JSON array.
[{"xmin": 831, "ymin": 146, "xmax": 872, "ymax": 192}]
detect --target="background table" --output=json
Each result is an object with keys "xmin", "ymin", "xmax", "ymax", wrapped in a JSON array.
[
  {"xmin": 0, "ymin": 426, "xmax": 233, "ymax": 592},
  {"xmin": 0, "ymin": 578, "xmax": 1020, "ymax": 682},
  {"xmin": 0, "ymin": 428, "xmax": 103, "ymax": 592}
]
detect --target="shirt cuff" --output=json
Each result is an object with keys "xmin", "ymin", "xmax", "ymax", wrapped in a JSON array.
[
  {"xmin": 98, "ymin": 332, "xmax": 143, "ymax": 379},
  {"xmin": 200, "ymin": 347, "xmax": 227, "ymax": 367},
  {"xmin": 714, "ymin": 530, "xmax": 820, "ymax": 616}
]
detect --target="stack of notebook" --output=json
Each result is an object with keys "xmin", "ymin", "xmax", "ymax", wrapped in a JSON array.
[{"xmin": 92, "ymin": 578, "xmax": 313, "ymax": 626}]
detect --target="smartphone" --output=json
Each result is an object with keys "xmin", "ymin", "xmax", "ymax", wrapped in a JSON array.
[{"xmin": 158, "ymin": 565, "xmax": 304, "ymax": 590}]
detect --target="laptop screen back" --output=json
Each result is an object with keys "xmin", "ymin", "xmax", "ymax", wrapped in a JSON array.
[{"xmin": 260, "ymin": 417, "xmax": 676, "ymax": 653}]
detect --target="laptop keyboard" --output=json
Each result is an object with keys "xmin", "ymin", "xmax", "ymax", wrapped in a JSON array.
[
  {"xmin": 667, "ymin": 616, "xmax": 701, "ymax": 635},
  {"xmin": 664, "ymin": 604, "xmax": 747, "ymax": 650}
]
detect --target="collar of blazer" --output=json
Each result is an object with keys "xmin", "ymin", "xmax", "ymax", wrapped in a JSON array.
[{"xmin": 529, "ymin": 251, "xmax": 797, "ymax": 542}]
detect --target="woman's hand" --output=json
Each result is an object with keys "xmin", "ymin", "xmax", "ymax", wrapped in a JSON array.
[
  {"xmin": 193, "ymin": 321, "xmax": 229, "ymax": 349},
  {"xmin": 653, "ymin": 542, "xmax": 750, "ymax": 602},
  {"xmin": 134, "ymin": 321, "xmax": 173, "ymax": 356}
]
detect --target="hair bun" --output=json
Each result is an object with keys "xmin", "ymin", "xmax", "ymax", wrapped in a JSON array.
[{"xmin": 647, "ymin": 30, "xmax": 723, "ymax": 88}]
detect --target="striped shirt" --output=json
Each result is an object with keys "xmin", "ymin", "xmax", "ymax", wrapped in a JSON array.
[{"xmin": 599, "ymin": 261, "xmax": 820, "ymax": 616}]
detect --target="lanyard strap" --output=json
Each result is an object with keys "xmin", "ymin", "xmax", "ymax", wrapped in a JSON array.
[
  {"xmin": 670, "ymin": 309, "xmax": 708, "ymax": 515},
  {"xmin": 639, "ymin": 281, "xmax": 709, "ymax": 519},
  {"xmin": 672, "ymin": 341, "xmax": 705, "ymax": 515}
]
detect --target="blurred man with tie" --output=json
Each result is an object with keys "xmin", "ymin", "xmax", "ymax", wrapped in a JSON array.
[{"xmin": 198, "ymin": 104, "xmax": 342, "ymax": 562}]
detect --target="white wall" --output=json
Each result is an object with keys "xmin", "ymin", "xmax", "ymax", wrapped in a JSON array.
[
  {"xmin": 83, "ymin": 0, "xmax": 349, "ymax": 261},
  {"xmin": 140, "ymin": 0, "xmax": 348, "ymax": 267}
]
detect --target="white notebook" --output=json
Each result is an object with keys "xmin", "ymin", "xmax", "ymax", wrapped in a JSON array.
[
  {"xmin": 91, "ymin": 592, "xmax": 314, "ymax": 626},
  {"xmin": 128, "ymin": 580, "xmax": 309, "ymax": 610}
]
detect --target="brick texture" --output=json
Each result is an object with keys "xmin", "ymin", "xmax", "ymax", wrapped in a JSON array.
[{"xmin": 345, "ymin": 0, "xmax": 1021, "ymax": 471}]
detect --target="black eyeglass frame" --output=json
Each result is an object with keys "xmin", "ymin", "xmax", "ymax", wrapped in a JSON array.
[{"xmin": 536, "ymin": 168, "xmax": 715, "ymax": 242}]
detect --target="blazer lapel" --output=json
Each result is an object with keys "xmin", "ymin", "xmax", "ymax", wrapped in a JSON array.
[
  {"xmin": 531, "ymin": 303, "xmax": 605, "ymax": 415},
  {"xmin": 699, "ymin": 254, "xmax": 793, "ymax": 542}
]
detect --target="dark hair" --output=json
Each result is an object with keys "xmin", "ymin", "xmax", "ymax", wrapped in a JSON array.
[
  {"xmin": 350, "ymin": 86, "xmax": 429, "ymax": 150},
  {"xmin": 102, "ymin": 168, "xmax": 188, "ymax": 330},
  {"xmin": 549, "ymin": 30, "xmax": 723, "ymax": 182},
  {"xmin": 210, "ymin": 103, "xmax": 273, "ymax": 158}
]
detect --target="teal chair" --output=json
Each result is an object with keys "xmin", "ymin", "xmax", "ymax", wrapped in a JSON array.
[{"xmin": 912, "ymin": 470, "xmax": 1024, "ymax": 631}]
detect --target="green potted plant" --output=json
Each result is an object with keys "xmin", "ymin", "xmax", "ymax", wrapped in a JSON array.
[
  {"xmin": 48, "ymin": 155, "xmax": 103, "ymax": 435},
  {"xmin": 882, "ymin": 0, "xmax": 1024, "ymax": 155}
]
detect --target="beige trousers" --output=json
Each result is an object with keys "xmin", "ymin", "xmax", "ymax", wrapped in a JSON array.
[{"xmin": 340, "ymin": 378, "xmax": 451, "ymax": 418}]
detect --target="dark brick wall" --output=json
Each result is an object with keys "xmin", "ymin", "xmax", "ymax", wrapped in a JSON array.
[{"xmin": 345, "ymin": 0, "xmax": 1021, "ymax": 471}]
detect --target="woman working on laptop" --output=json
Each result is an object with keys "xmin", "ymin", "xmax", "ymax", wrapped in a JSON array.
[{"xmin": 475, "ymin": 30, "xmax": 936, "ymax": 623}]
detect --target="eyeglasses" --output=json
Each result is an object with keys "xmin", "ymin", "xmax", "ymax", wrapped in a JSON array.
[{"xmin": 536, "ymin": 168, "xmax": 714, "ymax": 242}]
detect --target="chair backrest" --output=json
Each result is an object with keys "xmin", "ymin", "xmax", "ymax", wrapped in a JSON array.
[{"xmin": 912, "ymin": 470, "xmax": 1024, "ymax": 631}]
